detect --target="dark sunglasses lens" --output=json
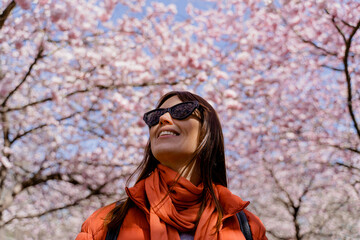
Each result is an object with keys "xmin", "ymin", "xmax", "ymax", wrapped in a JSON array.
[
  {"xmin": 171, "ymin": 102, "xmax": 197, "ymax": 119},
  {"xmin": 143, "ymin": 101, "xmax": 198, "ymax": 127},
  {"xmin": 144, "ymin": 110, "xmax": 164, "ymax": 127}
]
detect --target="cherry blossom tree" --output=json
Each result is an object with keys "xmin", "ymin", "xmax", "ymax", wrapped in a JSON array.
[
  {"xmin": 205, "ymin": 1, "xmax": 360, "ymax": 239},
  {"xmin": 0, "ymin": 0, "xmax": 359, "ymax": 239}
]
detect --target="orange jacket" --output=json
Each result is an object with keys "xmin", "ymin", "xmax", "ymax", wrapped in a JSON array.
[{"xmin": 76, "ymin": 201, "xmax": 267, "ymax": 240}]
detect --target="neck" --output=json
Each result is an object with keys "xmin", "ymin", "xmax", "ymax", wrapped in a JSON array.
[
  {"xmin": 181, "ymin": 161, "xmax": 201, "ymax": 185},
  {"xmin": 163, "ymin": 160, "xmax": 201, "ymax": 186}
]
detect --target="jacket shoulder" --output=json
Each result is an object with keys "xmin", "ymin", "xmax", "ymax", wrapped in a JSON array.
[
  {"xmin": 75, "ymin": 202, "xmax": 116, "ymax": 240},
  {"xmin": 117, "ymin": 206, "xmax": 150, "ymax": 240},
  {"xmin": 243, "ymin": 209, "xmax": 268, "ymax": 240}
]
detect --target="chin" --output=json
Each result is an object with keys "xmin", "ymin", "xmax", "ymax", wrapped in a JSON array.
[
  {"xmin": 154, "ymin": 151, "xmax": 194, "ymax": 166},
  {"xmin": 153, "ymin": 151, "xmax": 180, "ymax": 162}
]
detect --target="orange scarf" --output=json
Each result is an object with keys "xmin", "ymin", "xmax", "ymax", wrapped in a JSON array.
[{"xmin": 126, "ymin": 164, "xmax": 249, "ymax": 240}]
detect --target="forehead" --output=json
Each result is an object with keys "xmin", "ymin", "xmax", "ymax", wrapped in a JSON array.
[{"xmin": 159, "ymin": 96, "xmax": 182, "ymax": 108}]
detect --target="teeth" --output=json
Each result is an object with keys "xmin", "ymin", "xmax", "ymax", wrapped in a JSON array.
[{"xmin": 159, "ymin": 131, "xmax": 178, "ymax": 137}]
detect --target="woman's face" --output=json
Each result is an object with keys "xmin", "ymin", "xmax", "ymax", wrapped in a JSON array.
[{"xmin": 150, "ymin": 96, "xmax": 201, "ymax": 171}]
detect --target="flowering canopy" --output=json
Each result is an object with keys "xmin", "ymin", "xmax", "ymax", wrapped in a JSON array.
[{"xmin": 0, "ymin": 0, "xmax": 359, "ymax": 239}]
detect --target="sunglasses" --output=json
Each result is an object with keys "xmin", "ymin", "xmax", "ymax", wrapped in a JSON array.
[{"xmin": 143, "ymin": 101, "xmax": 200, "ymax": 127}]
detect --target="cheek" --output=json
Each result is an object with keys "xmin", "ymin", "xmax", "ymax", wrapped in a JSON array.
[
  {"xmin": 149, "ymin": 127, "xmax": 156, "ymax": 138},
  {"xmin": 189, "ymin": 122, "xmax": 201, "ymax": 142},
  {"xmin": 149, "ymin": 128, "xmax": 156, "ymax": 147}
]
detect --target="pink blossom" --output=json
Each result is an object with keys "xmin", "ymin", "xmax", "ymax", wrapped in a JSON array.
[
  {"xmin": 1, "ymin": 156, "xmax": 12, "ymax": 168},
  {"xmin": 224, "ymin": 89, "xmax": 237, "ymax": 99},
  {"xmin": 15, "ymin": 0, "xmax": 31, "ymax": 10},
  {"xmin": 51, "ymin": 7, "xmax": 65, "ymax": 23},
  {"xmin": 38, "ymin": 0, "xmax": 48, "ymax": 6},
  {"xmin": 100, "ymin": 12, "xmax": 111, "ymax": 22},
  {"xmin": 196, "ymin": 71, "xmax": 207, "ymax": 82},
  {"xmin": 104, "ymin": 0, "xmax": 115, "ymax": 13},
  {"xmin": 1, "ymin": 0, "xmax": 359, "ymax": 239},
  {"xmin": 14, "ymin": 41, "xmax": 22, "ymax": 49}
]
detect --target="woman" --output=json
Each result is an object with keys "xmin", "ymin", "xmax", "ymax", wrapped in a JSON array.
[{"xmin": 76, "ymin": 91, "xmax": 267, "ymax": 240}]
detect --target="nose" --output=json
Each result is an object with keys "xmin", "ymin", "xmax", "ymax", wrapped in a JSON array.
[{"xmin": 159, "ymin": 112, "xmax": 174, "ymax": 126}]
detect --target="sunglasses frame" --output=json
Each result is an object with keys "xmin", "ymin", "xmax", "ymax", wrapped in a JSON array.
[{"xmin": 143, "ymin": 101, "xmax": 200, "ymax": 127}]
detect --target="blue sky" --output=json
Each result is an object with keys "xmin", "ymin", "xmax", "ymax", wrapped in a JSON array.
[{"xmin": 111, "ymin": 0, "xmax": 216, "ymax": 21}]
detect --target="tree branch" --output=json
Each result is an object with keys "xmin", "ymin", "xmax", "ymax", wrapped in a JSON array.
[
  {"xmin": 325, "ymin": 143, "xmax": 360, "ymax": 154},
  {"xmin": 336, "ymin": 162, "xmax": 360, "ymax": 172},
  {"xmin": 297, "ymin": 34, "xmax": 338, "ymax": 57},
  {"xmin": 1, "ymin": 169, "xmax": 67, "ymax": 213},
  {"xmin": 266, "ymin": 230, "xmax": 293, "ymax": 240},
  {"xmin": 0, "ymin": 175, "xmax": 123, "ymax": 227},
  {"xmin": 20, "ymin": 172, "xmax": 64, "ymax": 191},
  {"xmin": 301, "ymin": 196, "xmax": 350, "ymax": 239},
  {"xmin": 2, "ymin": 96, "xmax": 53, "ymax": 112},
  {"xmin": 262, "ymin": 158, "xmax": 315, "ymax": 240},
  {"xmin": 1, "ymin": 190, "xmax": 104, "ymax": 227},
  {"xmin": 343, "ymin": 19, "xmax": 360, "ymax": 139},
  {"xmin": 2, "ymin": 78, "xmax": 188, "ymax": 113},
  {"xmin": 280, "ymin": 13, "xmax": 338, "ymax": 57},
  {"xmin": 0, "ymin": 0, "xmax": 16, "ymax": 30},
  {"xmin": 326, "ymin": 9, "xmax": 360, "ymax": 139},
  {"xmin": 10, "ymin": 110, "xmax": 84, "ymax": 144},
  {"xmin": 320, "ymin": 64, "xmax": 343, "ymax": 72},
  {"xmin": 0, "ymin": 109, "xmax": 11, "ymax": 191},
  {"xmin": 263, "ymin": 160, "xmax": 296, "ymax": 209},
  {"xmin": 1, "ymin": 45, "xmax": 44, "ymax": 108},
  {"xmin": 341, "ymin": 19, "xmax": 357, "ymax": 28}
]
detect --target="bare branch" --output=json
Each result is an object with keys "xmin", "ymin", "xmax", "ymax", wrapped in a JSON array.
[
  {"xmin": 296, "ymin": 34, "xmax": 338, "ymax": 57},
  {"xmin": 1, "ymin": 45, "xmax": 44, "ymax": 108},
  {"xmin": 263, "ymin": 159, "xmax": 296, "ymax": 209},
  {"xmin": 341, "ymin": 19, "xmax": 357, "ymax": 29},
  {"xmin": 0, "ymin": 169, "xmax": 64, "ymax": 213},
  {"xmin": 302, "ymin": 196, "xmax": 350, "ymax": 238},
  {"xmin": 0, "ymin": 111, "xmax": 10, "ymax": 190},
  {"xmin": 328, "ymin": 15, "xmax": 347, "ymax": 43},
  {"xmin": 0, "ymin": 0, "xmax": 16, "ymax": 30},
  {"xmin": 2, "ymin": 96, "xmax": 53, "ymax": 112},
  {"xmin": 302, "ymin": 231, "xmax": 334, "ymax": 239},
  {"xmin": 19, "ymin": 173, "xmax": 64, "ymax": 191},
  {"xmin": 2, "ymin": 77, "xmax": 190, "ymax": 113},
  {"xmin": 326, "ymin": 9, "xmax": 360, "ymax": 139},
  {"xmin": 79, "ymin": 161, "xmax": 138, "ymax": 168},
  {"xmin": 9, "ymin": 110, "xmax": 84, "ymax": 144},
  {"xmin": 9, "ymin": 170, "xmax": 77, "ymax": 201},
  {"xmin": 1, "ymin": 192, "xmax": 98, "ymax": 227},
  {"xmin": 336, "ymin": 162, "xmax": 360, "ymax": 172},
  {"xmin": 343, "ymin": 18, "xmax": 360, "ymax": 139},
  {"xmin": 94, "ymin": 79, "xmax": 181, "ymax": 91},
  {"xmin": 266, "ymin": 230, "xmax": 293, "ymax": 240},
  {"xmin": 10, "ymin": 123, "xmax": 47, "ymax": 144},
  {"xmin": 262, "ymin": 158, "xmax": 315, "ymax": 240},
  {"xmin": 326, "ymin": 143, "xmax": 360, "ymax": 154},
  {"xmin": 320, "ymin": 64, "xmax": 343, "ymax": 72},
  {"xmin": 279, "ymin": 13, "xmax": 337, "ymax": 57},
  {"xmin": 0, "ymin": 175, "xmax": 123, "ymax": 227}
]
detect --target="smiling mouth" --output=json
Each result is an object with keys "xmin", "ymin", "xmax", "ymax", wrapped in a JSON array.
[{"xmin": 158, "ymin": 131, "xmax": 179, "ymax": 137}]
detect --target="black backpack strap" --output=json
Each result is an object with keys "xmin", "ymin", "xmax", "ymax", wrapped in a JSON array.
[
  {"xmin": 105, "ymin": 201, "xmax": 122, "ymax": 240},
  {"xmin": 236, "ymin": 210, "xmax": 253, "ymax": 240}
]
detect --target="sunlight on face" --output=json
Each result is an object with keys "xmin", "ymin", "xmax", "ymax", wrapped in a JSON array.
[{"xmin": 150, "ymin": 96, "xmax": 201, "ymax": 171}]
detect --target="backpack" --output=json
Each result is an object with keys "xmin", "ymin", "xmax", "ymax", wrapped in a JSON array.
[{"xmin": 105, "ymin": 202, "xmax": 253, "ymax": 240}]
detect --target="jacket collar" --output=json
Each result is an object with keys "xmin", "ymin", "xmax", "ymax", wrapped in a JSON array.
[{"xmin": 126, "ymin": 168, "xmax": 250, "ymax": 221}]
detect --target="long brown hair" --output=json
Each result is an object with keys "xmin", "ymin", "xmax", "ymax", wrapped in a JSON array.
[{"xmin": 106, "ymin": 91, "xmax": 227, "ymax": 232}]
